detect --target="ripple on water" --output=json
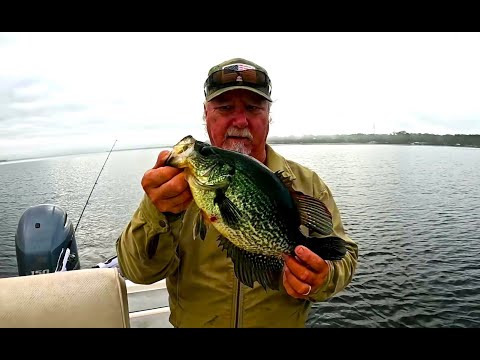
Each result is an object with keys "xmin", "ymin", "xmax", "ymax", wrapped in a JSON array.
[{"xmin": 2, "ymin": 145, "xmax": 480, "ymax": 327}]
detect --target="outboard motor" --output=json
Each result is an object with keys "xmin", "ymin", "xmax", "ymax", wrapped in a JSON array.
[{"xmin": 15, "ymin": 204, "xmax": 80, "ymax": 276}]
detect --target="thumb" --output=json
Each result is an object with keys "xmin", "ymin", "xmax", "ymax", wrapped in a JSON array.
[{"xmin": 152, "ymin": 150, "xmax": 171, "ymax": 169}]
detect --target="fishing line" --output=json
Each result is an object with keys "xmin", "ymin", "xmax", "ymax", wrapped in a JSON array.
[
  {"xmin": 75, "ymin": 139, "xmax": 117, "ymax": 234},
  {"xmin": 56, "ymin": 139, "xmax": 117, "ymax": 272}
]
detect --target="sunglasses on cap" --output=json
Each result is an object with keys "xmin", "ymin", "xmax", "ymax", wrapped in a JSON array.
[{"xmin": 204, "ymin": 68, "xmax": 272, "ymax": 100}]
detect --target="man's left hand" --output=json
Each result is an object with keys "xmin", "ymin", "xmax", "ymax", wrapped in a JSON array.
[{"xmin": 282, "ymin": 245, "xmax": 329, "ymax": 299}]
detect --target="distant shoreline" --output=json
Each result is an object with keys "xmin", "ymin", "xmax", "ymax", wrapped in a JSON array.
[
  {"xmin": 1, "ymin": 132, "xmax": 479, "ymax": 163},
  {"xmin": 268, "ymin": 132, "xmax": 480, "ymax": 148},
  {"xmin": 269, "ymin": 141, "xmax": 479, "ymax": 148}
]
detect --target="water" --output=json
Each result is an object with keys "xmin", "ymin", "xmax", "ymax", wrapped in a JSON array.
[{"xmin": 1, "ymin": 144, "xmax": 479, "ymax": 327}]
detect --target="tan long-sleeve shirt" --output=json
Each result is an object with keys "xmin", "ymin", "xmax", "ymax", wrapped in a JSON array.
[{"xmin": 117, "ymin": 144, "xmax": 358, "ymax": 327}]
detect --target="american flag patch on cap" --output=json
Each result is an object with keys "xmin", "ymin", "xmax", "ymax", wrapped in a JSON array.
[{"xmin": 222, "ymin": 63, "xmax": 256, "ymax": 71}]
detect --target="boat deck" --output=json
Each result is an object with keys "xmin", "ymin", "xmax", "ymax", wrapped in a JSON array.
[{"xmin": 126, "ymin": 279, "xmax": 172, "ymax": 328}]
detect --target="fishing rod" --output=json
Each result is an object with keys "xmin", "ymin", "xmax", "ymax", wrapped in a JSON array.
[
  {"xmin": 75, "ymin": 139, "xmax": 117, "ymax": 233},
  {"xmin": 55, "ymin": 139, "xmax": 117, "ymax": 272}
]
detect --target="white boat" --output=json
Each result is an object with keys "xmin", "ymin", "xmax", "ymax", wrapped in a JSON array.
[
  {"xmin": 0, "ymin": 266, "xmax": 172, "ymax": 328},
  {"xmin": 1, "ymin": 203, "xmax": 173, "ymax": 328},
  {"xmin": 126, "ymin": 278, "xmax": 172, "ymax": 328},
  {"xmin": 92, "ymin": 254, "xmax": 173, "ymax": 327}
]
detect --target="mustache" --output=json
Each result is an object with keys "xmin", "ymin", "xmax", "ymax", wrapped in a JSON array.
[{"xmin": 225, "ymin": 127, "xmax": 253, "ymax": 140}]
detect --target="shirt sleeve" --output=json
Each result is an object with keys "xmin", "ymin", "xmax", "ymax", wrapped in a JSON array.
[
  {"xmin": 307, "ymin": 173, "xmax": 359, "ymax": 302},
  {"xmin": 116, "ymin": 193, "xmax": 184, "ymax": 284}
]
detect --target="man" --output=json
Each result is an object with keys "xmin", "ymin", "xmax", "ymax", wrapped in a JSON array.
[{"xmin": 116, "ymin": 58, "xmax": 358, "ymax": 327}]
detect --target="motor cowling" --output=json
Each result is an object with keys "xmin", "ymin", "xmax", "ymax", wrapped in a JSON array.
[{"xmin": 15, "ymin": 204, "xmax": 80, "ymax": 276}]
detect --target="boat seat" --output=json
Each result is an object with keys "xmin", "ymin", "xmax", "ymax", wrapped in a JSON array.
[{"xmin": 0, "ymin": 267, "xmax": 130, "ymax": 328}]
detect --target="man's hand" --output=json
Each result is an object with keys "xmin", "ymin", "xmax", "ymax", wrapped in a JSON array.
[
  {"xmin": 282, "ymin": 245, "xmax": 329, "ymax": 299},
  {"xmin": 141, "ymin": 150, "xmax": 193, "ymax": 214}
]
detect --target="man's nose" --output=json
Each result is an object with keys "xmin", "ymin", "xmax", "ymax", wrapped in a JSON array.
[{"xmin": 231, "ymin": 109, "xmax": 248, "ymax": 128}]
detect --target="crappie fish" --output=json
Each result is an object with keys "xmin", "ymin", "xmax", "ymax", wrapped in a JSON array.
[{"xmin": 165, "ymin": 135, "xmax": 347, "ymax": 290}]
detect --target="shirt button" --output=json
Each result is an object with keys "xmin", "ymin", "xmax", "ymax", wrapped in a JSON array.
[{"xmin": 159, "ymin": 220, "xmax": 167, "ymax": 227}]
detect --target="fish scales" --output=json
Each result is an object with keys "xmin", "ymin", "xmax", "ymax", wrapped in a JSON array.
[
  {"xmin": 190, "ymin": 168, "xmax": 291, "ymax": 255},
  {"xmin": 166, "ymin": 135, "xmax": 347, "ymax": 290}
]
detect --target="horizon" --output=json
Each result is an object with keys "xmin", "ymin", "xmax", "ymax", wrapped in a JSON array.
[
  {"xmin": 1, "ymin": 131, "xmax": 478, "ymax": 163},
  {"xmin": 2, "ymin": 32, "xmax": 480, "ymax": 161}
]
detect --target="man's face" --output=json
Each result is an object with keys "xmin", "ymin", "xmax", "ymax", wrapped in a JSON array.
[{"xmin": 204, "ymin": 89, "xmax": 270, "ymax": 163}]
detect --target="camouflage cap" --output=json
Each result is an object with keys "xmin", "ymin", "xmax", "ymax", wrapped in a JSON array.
[{"xmin": 204, "ymin": 58, "xmax": 272, "ymax": 102}]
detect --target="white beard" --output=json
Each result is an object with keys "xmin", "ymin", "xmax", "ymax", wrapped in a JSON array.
[{"xmin": 223, "ymin": 141, "xmax": 251, "ymax": 155}]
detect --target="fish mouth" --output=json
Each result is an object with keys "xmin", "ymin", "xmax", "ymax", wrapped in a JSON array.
[
  {"xmin": 165, "ymin": 135, "xmax": 196, "ymax": 168},
  {"xmin": 165, "ymin": 150, "xmax": 189, "ymax": 168},
  {"xmin": 165, "ymin": 151, "xmax": 174, "ymax": 166}
]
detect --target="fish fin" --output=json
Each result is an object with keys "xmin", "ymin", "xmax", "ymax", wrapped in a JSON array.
[
  {"xmin": 298, "ymin": 233, "xmax": 347, "ymax": 260},
  {"xmin": 193, "ymin": 209, "xmax": 208, "ymax": 241},
  {"xmin": 274, "ymin": 171, "xmax": 334, "ymax": 235},
  {"xmin": 214, "ymin": 188, "xmax": 241, "ymax": 228},
  {"xmin": 216, "ymin": 235, "xmax": 283, "ymax": 291},
  {"xmin": 292, "ymin": 192, "xmax": 333, "ymax": 235},
  {"xmin": 274, "ymin": 170, "xmax": 294, "ymax": 190}
]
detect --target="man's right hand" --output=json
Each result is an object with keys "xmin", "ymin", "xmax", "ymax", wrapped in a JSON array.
[{"xmin": 141, "ymin": 150, "xmax": 193, "ymax": 214}]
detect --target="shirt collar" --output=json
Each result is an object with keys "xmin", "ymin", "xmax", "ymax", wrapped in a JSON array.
[{"xmin": 265, "ymin": 144, "xmax": 296, "ymax": 181}]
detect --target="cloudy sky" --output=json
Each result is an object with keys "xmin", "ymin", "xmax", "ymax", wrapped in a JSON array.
[{"xmin": 1, "ymin": 32, "xmax": 480, "ymax": 160}]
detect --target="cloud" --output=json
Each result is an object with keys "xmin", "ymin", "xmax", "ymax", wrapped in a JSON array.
[{"xmin": 1, "ymin": 32, "xmax": 480, "ymax": 160}]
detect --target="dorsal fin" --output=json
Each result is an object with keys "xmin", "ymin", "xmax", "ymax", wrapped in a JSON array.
[
  {"xmin": 293, "ymin": 192, "xmax": 333, "ymax": 235},
  {"xmin": 274, "ymin": 170, "xmax": 294, "ymax": 190},
  {"xmin": 274, "ymin": 171, "xmax": 333, "ymax": 235}
]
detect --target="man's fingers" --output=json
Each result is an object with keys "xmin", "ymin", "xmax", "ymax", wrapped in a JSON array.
[
  {"xmin": 142, "ymin": 166, "xmax": 184, "ymax": 189},
  {"xmin": 282, "ymin": 269, "xmax": 297, "ymax": 297},
  {"xmin": 142, "ymin": 149, "xmax": 193, "ymax": 214},
  {"xmin": 283, "ymin": 253, "xmax": 316, "ymax": 285},
  {"xmin": 294, "ymin": 245, "xmax": 327, "ymax": 273},
  {"xmin": 282, "ymin": 247, "xmax": 330, "ymax": 300},
  {"xmin": 152, "ymin": 150, "xmax": 171, "ymax": 169},
  {"xmin": 157, "ymin": 172, "xmax": 189, "ymax": 199},
  {"xmin": 283, "ymin": 267, "xmax": 310, "ymax": 299},
  {"xmin": 152, "ymin": 189, "xmax": 193, "ymax": 214},
  {"xmin": 153, "ymin": 187, "xmax": 192, "ymax": 208},
  {"xmin": 167, "ymin": 196, "xmax": 193, "ymax": 214}
]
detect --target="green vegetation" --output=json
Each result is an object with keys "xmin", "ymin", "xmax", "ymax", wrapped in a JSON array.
[
  {"xmin": 2, "ymin": 132, "xmax": 478, "ymax": 163},
  {"xmin": 268, "ymin": 131, "xmax": 480, "ymax": 147}
]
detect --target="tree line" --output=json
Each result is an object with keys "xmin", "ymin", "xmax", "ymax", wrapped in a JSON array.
[{"xmin": 268, "ymin": 131, "xmax": 480, "ymax": 147}]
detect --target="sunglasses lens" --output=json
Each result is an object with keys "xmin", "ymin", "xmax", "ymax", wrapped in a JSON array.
[
  {"xmin": 205, "ymin": 69, "xmax": 270, "ymax": 98},
  {"xmin": 212, "ymin": 70, "xmax": 238, "ymax": 83}
]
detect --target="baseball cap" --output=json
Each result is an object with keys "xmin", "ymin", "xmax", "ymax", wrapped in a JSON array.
[{"xmin": 204, "ymin": 58, "xmax": 272, "ymax": 102}]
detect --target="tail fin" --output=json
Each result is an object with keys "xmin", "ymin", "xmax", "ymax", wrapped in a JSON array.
[{"xmin": 298, "ymin": 234, "xmax": 347, "ymax": 260}]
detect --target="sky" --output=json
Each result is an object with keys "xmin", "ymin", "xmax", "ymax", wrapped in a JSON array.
[{"xmin": 1, "ymin": 32, "xmax": 480, "ymax": 160}]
